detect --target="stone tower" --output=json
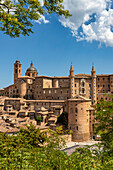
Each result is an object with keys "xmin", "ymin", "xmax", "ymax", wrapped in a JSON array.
[
  {"xmin": 69, "ymin": 63, "xmax": 75, "ymax": 98},
  {"xmin": 91, "ymin": 65, "xmax": 96, "ymax": 104},
  {"xmin": 68, "ymin": 96, "xmax": 91, "ymax": 142},
  {"xmin": 14, "ymin": 60, "xmax": 21, "ymax": 84}
]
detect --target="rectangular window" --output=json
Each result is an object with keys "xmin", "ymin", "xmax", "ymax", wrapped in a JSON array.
[
  {"xmin": 75, "ymin": 90, "xmax": 77, "ymax": 94},
  {"xmin": 75, "ymin": 108, "xmax": 78, "ymax": 113},
  {"xmin": 75, "ymin": 83, "xmax": 76, "ymax": 87},
  {"xmin": 89, "ymin": 83, "xmax": 91, "ymax": 87}
]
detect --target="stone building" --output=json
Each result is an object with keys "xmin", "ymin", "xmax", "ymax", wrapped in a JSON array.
[
  {"xmin": 0, "ymin": 89, "xmax": 4, "ymax": 96},
  {"xmin": 2, "ymin": 60, "xmax": 113, "ymax": 141}
]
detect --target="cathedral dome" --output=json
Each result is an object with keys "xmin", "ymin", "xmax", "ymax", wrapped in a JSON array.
[
  {"xmin": 25, "ymin": 62, "xmax": 38, "ymax": 77},
  {"xmin": 27, "ymin": 66, "xmax": 37, "ymax": 72},
  {"xmin": 26, "ymin": 62, "xmax": 37, "ymax": 72}
]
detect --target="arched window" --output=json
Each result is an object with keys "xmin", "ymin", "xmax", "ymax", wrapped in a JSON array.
[
  {"xmin": 82, "ymin": 88, "xmax": 85, "ymax": 94},
  {"xmin": 80, "ymin": 79, "xmax": 86, "ymax": 95},
  {"xmin": 82, "ymin": 81, "xmax": 85, "ymax": 87},
  {"xmin": 75, "ymin": 108, "xmax": 78, "ymax": 113}
]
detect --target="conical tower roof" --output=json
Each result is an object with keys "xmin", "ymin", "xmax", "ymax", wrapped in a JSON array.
[
  {"xmin": 92, "ymin": 64, "xmax": 95, "ymax": 72},
  {"xmin": 70, "ymin": 63, "xmax": 74, "ymax": 71}
]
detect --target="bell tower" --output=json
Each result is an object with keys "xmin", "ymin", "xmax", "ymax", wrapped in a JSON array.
[{"xmin": 14, "ymin": 60, "xmax": 21, "ymax": 84}]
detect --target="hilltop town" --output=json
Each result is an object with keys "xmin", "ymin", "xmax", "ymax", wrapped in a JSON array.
[{"xmin": 0, "ymin": 60, "xmax": 113, "ymax": 141}]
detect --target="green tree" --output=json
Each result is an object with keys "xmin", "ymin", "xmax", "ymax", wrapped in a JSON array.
[
  {"xmin": 17, "ymin": 124, "xmax": 47, "ymax": 148},
  {"xmin": 0, "ymin": 0, "xmax": 71, "ymax": 37},
  {"xmin": 94, "ymin": 97, "xmax": 113, "ymax": 164},
  {"xmin": 0, "ymin": 117, "xmax": 113, "ymax": 169},
  {"xmin": 56, "ymin": 112, "xmax": 68, "ymax": 129}
]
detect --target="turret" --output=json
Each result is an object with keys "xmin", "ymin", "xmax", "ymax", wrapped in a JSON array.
[
  {"xmin": 91, "ymin": 64, "xmax": 96, "ymax": 104},
  {"xmin": 91, "ymin": 65, "xmax": 96, "ymax": 77},
  {"xmin": 70, "ymin": 63, "xmax": 74, "ymax": 76},
  {"xmin": 14, "ymin": 60, "xmax": 21, "ymax": 84},
  {"xmin": 69, "ymin": 63, "xmax": 75, "ymax": 98}
]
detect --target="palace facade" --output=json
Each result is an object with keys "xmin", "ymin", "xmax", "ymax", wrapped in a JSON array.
[{"xmin": 1, "ymin": 60, "xmax": 113, "ymax": 141}]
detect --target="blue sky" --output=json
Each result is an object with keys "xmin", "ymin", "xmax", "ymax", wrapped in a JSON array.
[{"xmin": 0, "ymin": 0, "xmax": 113, "ymax": 89}]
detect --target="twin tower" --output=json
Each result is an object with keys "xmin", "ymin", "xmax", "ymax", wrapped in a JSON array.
[{"xmin": 69, "ymin": 63, "xmax": 96, "ymax": 104}]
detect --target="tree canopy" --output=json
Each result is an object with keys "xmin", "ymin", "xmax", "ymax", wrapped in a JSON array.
[
  {"xmin": 0, "ymin": 121, "xmax": 113, "ymax": 169},
  {"xmin": 0, "ymin": 0, "xmax": 71, "ymax": 37},
  {"xmin": 94, "ymin": 97, "xmax": 113, "ymax": 158},
  {"xmin": 56, "ymin": 112, "xmax": 68, "ymax": 129}
]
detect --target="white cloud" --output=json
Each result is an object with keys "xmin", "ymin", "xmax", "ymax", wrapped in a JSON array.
[
  {"xmin": 33, "ymin": 0, "xmax": 50, "ymax": 24},
  {"xmin": 39, "ymin": 0, "xmax": 44, "ymax": 6},
  {"xmin": 59, "ymin": 0, "xmax": 113, "ymax": 47},
  {"xmin": 35, "ymin": 15, "xmax": 50, "ymax": 24}
]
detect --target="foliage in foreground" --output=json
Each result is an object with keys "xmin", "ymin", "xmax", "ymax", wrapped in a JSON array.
[
  {"xmin": 94, "ymin": 96, "xmax": 113, "ymax": 157},
  {"xmin": 0, "ymin": 124, "xmax": 113, "ymax": 169},
  {"xmin": 56, "ymin": 112, "xmax": 68, "ymax": 129},
  {"xmin": 0, "ymin": 0, "xmax": 71, "ymax": 37},
  {"xmin": 0, "ymin": 96, "xmax": 113, "ymax": 169}
]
